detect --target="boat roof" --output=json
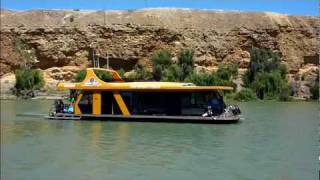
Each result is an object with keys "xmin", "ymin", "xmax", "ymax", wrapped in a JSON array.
[{"xmin": 57, "ymin": 68, "xmax": 233, "ymax": 92}]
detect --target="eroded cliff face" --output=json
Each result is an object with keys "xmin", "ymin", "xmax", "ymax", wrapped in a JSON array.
[{"xmin": 0, "ymin": 9, "xmax": 318, "ymax": 98}]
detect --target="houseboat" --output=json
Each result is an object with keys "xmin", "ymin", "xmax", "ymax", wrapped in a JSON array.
[{"xmin": 47, "ymin": 68, "xmax": 241, "ymax": 123}]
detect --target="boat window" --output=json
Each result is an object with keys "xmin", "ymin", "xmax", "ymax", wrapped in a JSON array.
[
  {"xmin": 182, "ymin": 93, "xmax": 208, "ymax": 108},
  {"xmin": 78, "ymin": 92, "xmax": 93, "ymax": 114},
  {"xmin": 181, "ymin": 92, "xmax": 214, "ymax": 116}
]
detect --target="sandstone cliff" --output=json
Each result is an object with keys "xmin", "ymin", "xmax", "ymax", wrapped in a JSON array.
[{"xmin": 0, "ymin": 9, "xmax": 318, "ymax": 98}]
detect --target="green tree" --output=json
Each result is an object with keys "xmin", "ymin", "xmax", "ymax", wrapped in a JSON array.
[
  {"xmin": 178, "ymin": 49, "xmax": 194, "ymax": 80},
  {"xmin": 152, "ymin": 49, "xmax": 172, "ymax": 81},
  {"xmin": 233, "ymin": 89, "xmax": 257, "ymax": 101},
  {"xmin": 216, "ymin": 64, "xmax": 238, "ymax": 81},
  {"xmin": 243, "ymin": 47, "xmax": 290, "ymax": 100},
  {"xmin": 244, "ymin": 47, "xmax": 281, "ymax": 86},
  {"xmin": 127, "ymin": 64, "xmax": 153, "ymax": 81},
  {"xmin": 185, "ymin": 71, "xmax": 233, "ymax": 87},
  {"xmin": 15, "ymin": 67, "xmax": 44, "ymax": 91},
  {"xmin": 250, "ymin": 71, "xmax": 285, "ymax": 99},
  {"xmin": 162, "ymin": 64, "xmax": 184, "ymax": 82}
]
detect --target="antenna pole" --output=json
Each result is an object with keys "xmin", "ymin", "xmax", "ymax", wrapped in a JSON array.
[
  {"xmin": 92, "ymin": 49, "xmax": 95, "ymax": 67},
  {"xmin": 97, "ymin": 55, "xmax": 100, "ymax": 68},
  {"xmin": 106, "ymin": 53, "xmax": 109, "ymax": 69}
]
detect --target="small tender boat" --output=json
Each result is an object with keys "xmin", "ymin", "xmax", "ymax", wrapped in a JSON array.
[{"xmin": 46, "ymin": 68, "xmax": 242, "ymax": 123}]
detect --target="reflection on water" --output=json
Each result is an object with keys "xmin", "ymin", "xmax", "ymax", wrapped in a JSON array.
[{"xmin": 1, "ymin": 100, "xmax": 319, "ymax": 180}]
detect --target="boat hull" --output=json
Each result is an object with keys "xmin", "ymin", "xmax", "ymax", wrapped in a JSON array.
[{"xmin": 46, "ymin": 113, "xmax": 241, "ymax": 124}]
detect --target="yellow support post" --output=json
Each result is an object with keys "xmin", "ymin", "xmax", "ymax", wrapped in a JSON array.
[
  {"xmin": 113, "ymin": 92, "xmax": 131, "ymax": 116},
  {"xmin": 93, "ymin": 91, "xmax": 101, "ymax": 115},
  {"xmin": 74, "ymin": 93, "xmax": 83, "ymax": 115}
]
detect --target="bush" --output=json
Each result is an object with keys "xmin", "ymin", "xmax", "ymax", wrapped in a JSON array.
[
  {"xmin": 233, "ymin": 89, "xmax": 257, "ymax": 101},
  {"xmin": 15, "ymin": 68, "xmax": 44, "ymax": 91},
  {"xmin": 161, "ymin": 64, "xmax": 184, "ymax": 82},
  {"xmin": 243, "ymin": 47, "xmax": 289, "ymax": 100},
  {"xmin": 152, "ymin": 49, "xmax": 172, "ymax": 67},
  {"xmin": 244, "ymin": 47, "xmax": 282, "ymax": 87},
  {"xmin": 152, "ymin": 49, "xmax": 172, "ymax": 80},
  {"xmin": 178, "ymin": 49, "xmax": 194, "ymax": 80},
  {"xmin": 250, "ymin": 71, "xmax": 284, "ymax": 99},
  {"xmin": 127, "ymin": 64, "xmax": 153, "ymax": 81},
  {"xmin": 185, "ymin": 71, "xmax": 235, "ymax": 87},
  {"xmin": 216, "ymin": 64, "xmax": 238, "ymax": 81}
]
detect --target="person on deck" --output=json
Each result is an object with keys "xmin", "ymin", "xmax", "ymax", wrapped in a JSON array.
[{"xmin": 207, "ymin": 92, "xmax": 225, "ymax": 115}]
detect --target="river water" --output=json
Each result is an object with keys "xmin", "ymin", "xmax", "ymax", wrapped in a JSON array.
[{"xmin": 1, "ymin": 100, "xmax": 319, "ymax": 180}]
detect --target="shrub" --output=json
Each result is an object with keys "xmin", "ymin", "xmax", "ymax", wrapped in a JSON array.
[
  {"xmin": 233, "ymin": 89, "xmax": 257, "ymax": 101},
  {"xmin": 178, "ymin": 49, "xmax": 194, "ymax": 80},
  {"xmin": 161, "ymin": 64, "xmax": 184, "ymax": 82},
  {"xmin": 15, "ymin": 68, "xmax": 44, "ymax": 91},
  {"xmin": 153, "ymin": 64, "xmax": 163, "ymax": 81},
  {"xmin": 152, "ymin": 49, "xmax": 172, "ymax": 67},
  {"xmin": 244, "ymin": 47, "xmax": 282, "ymax": 87},
  {"xmin": 152, "ymin": 49, "xmax": 172, "ymax": 80},
  {"xmin": 185, "ymin": 71, "xmax": 234, "ymax": 87},
  {"xmin": 250, "ymin": 71, "xmax": 284, "ymax": 99},
  {"xmin": 243, "ymin": 47, "xmax": 289, "ymax": 100},
  {"xmin": 216, "ymin": 64, "xmax": 238, "ymax": 81},
  {"xmin": 128, "ymin": 64, "xmax": 153, "ymax": 81}
]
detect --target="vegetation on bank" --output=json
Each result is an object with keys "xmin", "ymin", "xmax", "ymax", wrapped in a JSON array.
[
  {"xmin": 13, "ymin": 38, "xmax": 317, "ymax": 101},
  {"xmin": 14, "ymin": 67, "xmax": 45, "ymax": 97},
  {"xmin": 14, "ymin": 39, "xmax": 45, "ymax": 97},
  {"xmin": 242, "ymin": 47, "xmax": 291, "ymax": 101},
  {"xmin": 70, "ymin": 47, "xmax": 317, "ymax": 101}
]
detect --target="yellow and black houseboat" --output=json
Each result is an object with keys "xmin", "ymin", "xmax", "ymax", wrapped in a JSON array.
[{"xmin": 47, "ymin": 68, "xmax": 241, "ymax": 123}]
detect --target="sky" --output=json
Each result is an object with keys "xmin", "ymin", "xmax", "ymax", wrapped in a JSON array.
[{"xmin": 1, "ymin": 0, "xmax": 318, "ymax": 16}]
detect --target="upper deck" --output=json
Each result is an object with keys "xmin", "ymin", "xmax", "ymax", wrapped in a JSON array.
[{"xmin": 57, "ymin": 68, "xmax": 234, "ymax": 92}]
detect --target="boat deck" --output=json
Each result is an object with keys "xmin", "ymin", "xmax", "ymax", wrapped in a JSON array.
[{"xmin": 46, "ymin": 113, "xmax": 241, "ymax": 124}]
